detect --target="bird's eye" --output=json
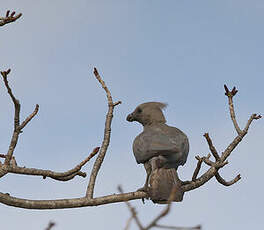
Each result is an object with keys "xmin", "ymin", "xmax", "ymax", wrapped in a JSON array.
[{"xmin": 137, "ymin": 108, "xmax": 142, "ymax": 113}]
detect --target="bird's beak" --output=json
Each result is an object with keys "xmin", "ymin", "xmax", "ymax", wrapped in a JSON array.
[{"xmin": 126, "ymin": 113, "xmax": 134, "ymax": 122}]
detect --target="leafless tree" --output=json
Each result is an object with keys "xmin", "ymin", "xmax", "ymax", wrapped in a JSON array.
[{"xmin": 0, "ymin": 9, "xmax": 261, "ymax": 230}]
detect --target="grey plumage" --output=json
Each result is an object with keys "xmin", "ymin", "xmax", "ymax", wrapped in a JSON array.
[{"xmin": 127, "ymin": 102, "xmax": 189, "ymax": 203}]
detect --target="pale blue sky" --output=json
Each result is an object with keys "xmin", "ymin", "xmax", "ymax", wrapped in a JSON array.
[{"xmin": 0, "ymin": 1, "xmax": 263, "ymax": 230}]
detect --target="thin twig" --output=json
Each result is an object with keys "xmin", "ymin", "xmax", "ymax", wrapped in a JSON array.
[
  {"xmin": 0, "ymin": 10, "xmax": 22, "ymax": 27},
  {"xmin": 45, "ymin": 221, "xmax": 56, "ymax": 230},
  {"xmin": 203, "ymin": 133, "xmax": 220, "ymax": 160},
  {"xmin": 243, "ymin": 113, "xmax": 262, "ymax": 133},
  {"xmin": 192, "ymin": 157, "xmax": 202, "ymax": 181},
  {"xmin": 224, "ymin": 85, "xmax": 242, "ymax": 135},
  {"xmin": 124, "ymin": 215, "xmax": 134, "ymax": 230},
  {"xmin": 19, "ymin": 104, "xmax": 39, "ymax": 130},
  {"xmin": 118, "ymin": 186, "xmax": 144, "ymax": 230},
  {"xmin": 215, "ymin": 172, "xmax": 241, "ymax": 186}
]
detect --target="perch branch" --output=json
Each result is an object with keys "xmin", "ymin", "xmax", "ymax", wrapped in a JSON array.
[
  {"xmin": 0, "ymin": 190, "xmax": 147, "ymax": 209},
  {"xmin": 0, "ymin": 10, "xmax": 22, "ymax": 27},
  {"xmin": 86, "ymin": 68, "xmax": 122, "ymax": 198}
]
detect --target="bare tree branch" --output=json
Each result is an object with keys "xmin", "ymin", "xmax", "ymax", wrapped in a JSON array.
[
  {"xmin": 124, "ymin": 215, "xmax": 134, "ymax": 230},
  {"xmin": 0, "ymin": 190, "xmax": 147, "ymax": 209},
  {"xmin": 45, "ymin": 221, "xmax": 56, "ymax": 230},
  {"xmin": 5, "ymin": 147, "xmax": 99, "ymax": 180},
  {"xmin": 215, "ymin": 172, "xmax": 241, "ymax": 186},
  {"xmin": 191, "ymin": 157, "xmax": 203, "ymax": 182},
  {"xmin": 19, "ymin": 104, "xmax": 39, "ymax": 130},
  {"xmin": 203, "ymin": 133, "xmax": 220, "ymax": 160},
  {"xmin": 1, "ymin": 69, "xmax": 21, "ymax": 166},
  {"xmin": 119, "ymin": 186, "xmax": 200, "ymax": 230},
  {"xmin": 0, "ymin": 69, "xmax": 100, "ymax": 182},
  {"xmin": 181, "ymin": 85, "xmax": 261, "ymax": 192},
  {"xmin": 118, "ymin": 186, "xmax": 145, "ymax": 230},
  {"xmin": 86, "ymin": 68, "xmax": 122, "ymax": 198},
  {"xmin": 0, "ymin": 10, "xmax": 22, "ymax": 27},
  {"xmin": 224, "ymin": 85, "xmax": 242, "ymax": 135}
]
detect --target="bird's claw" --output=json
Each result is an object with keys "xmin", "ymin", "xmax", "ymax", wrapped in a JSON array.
[
  {"xmin": 137, "ymin": 186, "xmax": 150, "ymax": 204},
  {"xmin": 137, "ymin": 186, "xmax": 149, "ymax": 193}
]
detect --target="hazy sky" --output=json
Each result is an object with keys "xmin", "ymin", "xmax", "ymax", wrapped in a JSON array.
[{"xmin": 0, "ymin": 1, "xmax": 263, "ymax": 230}]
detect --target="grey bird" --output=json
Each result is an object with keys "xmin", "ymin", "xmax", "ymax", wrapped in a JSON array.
[{"xmin": 126, "ymin": 102, "xmax": 189, "ymax": 203}]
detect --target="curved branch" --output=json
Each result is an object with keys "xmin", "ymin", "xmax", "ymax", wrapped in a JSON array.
[
  {"xmin": 6, "ymin": 147, "xmax": 99, "ymax": 181},
  {"xmin": 215, "ymin": 172, "xmax": 241, "ymax": 186}
]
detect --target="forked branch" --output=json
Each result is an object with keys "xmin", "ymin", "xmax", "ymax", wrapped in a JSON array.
[
  {"xmin": 181, "ymin": 85, "xmax": 261, "ymax": 192},
  {"xmin": 0, "ymin": 69, "xmax": 99, "ymax": 181}
]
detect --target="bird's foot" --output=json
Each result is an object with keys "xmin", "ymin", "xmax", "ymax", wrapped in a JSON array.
[
  {"xmin": 137, "ymin": 186, "xmax": 150, "ymax": 204},
  {"xmin": 137, "ymin": 186, "xmax": 150, "ymax": 193}
]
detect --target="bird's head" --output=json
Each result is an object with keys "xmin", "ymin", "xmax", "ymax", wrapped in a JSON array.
[{"xmin": 126, "ymin": 102, "xmax": 167, "ymax": 126}]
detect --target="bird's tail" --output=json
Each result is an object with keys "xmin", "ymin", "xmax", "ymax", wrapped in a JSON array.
[{"xmin": 149, "ymin": 168, "xmax": 184, "ymax": 204}]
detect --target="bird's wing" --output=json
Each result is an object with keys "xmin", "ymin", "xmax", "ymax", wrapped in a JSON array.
[
  {"xmin": 133, "ymin": 126, "xmax": 189, "ymax": 166},
  {"xmin": 133, "ymin": 131, "xmax": 180, "ymax": 164}
]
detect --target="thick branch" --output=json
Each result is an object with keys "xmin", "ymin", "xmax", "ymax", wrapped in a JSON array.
[
  {"xmin": 0, "ymin": 10, "xmax": 22, "ymax": 27},
  {"xmin": 0, "ymin": 191, "xmax": 147, "ymax": 209},
  {"xmin": 86, "ymin": 68, "xmax": 121, "ymax": 198}
]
